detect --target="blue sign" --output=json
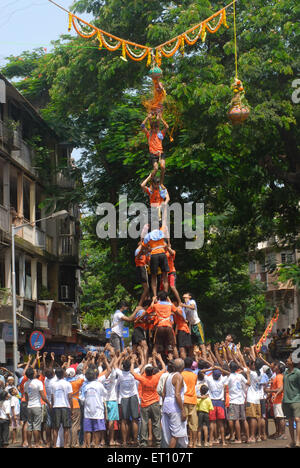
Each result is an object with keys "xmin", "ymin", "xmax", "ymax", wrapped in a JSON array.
[
  {"xmin": 105, "ymin": 327, "xmax": 129, "ymax": 339},
  {"xmin": 29, "ymin": 331, "xmax": 45, "ymax": 351}
]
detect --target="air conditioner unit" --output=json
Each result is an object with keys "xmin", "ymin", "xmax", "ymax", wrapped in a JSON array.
[{"xmin": 61, "ymin": 285, "xmax": 69, "ymax": 300}]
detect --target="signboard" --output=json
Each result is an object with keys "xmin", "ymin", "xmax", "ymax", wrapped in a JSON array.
[
  {"xmin": 105, "ymin": 327, "xmax": 129, "ymax": 339},
  {"xmin": 29, "ymin": 331, "xmax": 46, "ymax": 351}
]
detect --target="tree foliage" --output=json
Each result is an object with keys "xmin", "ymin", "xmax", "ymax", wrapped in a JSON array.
[{"xmin": 2, "ymin": 0, "xmax": 299, "ymax": 341}]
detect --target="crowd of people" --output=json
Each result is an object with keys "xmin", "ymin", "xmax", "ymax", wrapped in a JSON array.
[{"xmin": 0, "ymin": 304, "xmax": 300, "ymax": 449}]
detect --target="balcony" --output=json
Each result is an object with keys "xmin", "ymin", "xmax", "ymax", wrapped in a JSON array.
[
  {"xmin": 0, "ymin": 120, "xmax": 10, "ymax": 151},
  {"xmin": 59, "ymin": 234, "xmax": 76, "ymax": 257},
  {"xmin": 11, "ymin": 140, "xmax": 37, "ymax": 175},
  {"xmin": 56, "ymin": 171, "xmax": 75, "ymax": 188},
  {"xmin": 0, "ymin": 205, "xmax": 9, "ymax": 233},
  {"xmin": 15, "ymin": 223, "xmax": 54, "ymax": 255}
]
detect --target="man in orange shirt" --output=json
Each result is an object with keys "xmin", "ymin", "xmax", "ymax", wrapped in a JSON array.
[
  {"xmin": 182, "ymin": 357, "xmax": 198, "ymax": 448},
  {"xmin": 141, "ymin": 113, "xmax": 169, "ymax": 184},
  {"xmin": 66, "ymin": 367, "xmax": 85, "ymax": 448},
  {"xmin": 172, "ymin": 300, "xmax": 192, "ymax": 359},
  {"xmin": 130, "ymin": 352, "xmax": 166, "ymax": 447},
  {"xmin": 147, "ymin": 291, "xmax": 177, "ymax": 355},
  {"xmin": 135, "ymin": 241, "xmax": 150, "ymax": 307},
  {"xmin": 265, "ymin": 362, "xmax": 286, "ymax": 439},
  {"xmin": 141, "ymin": 224, "xmax": 170, "ymax": 299}
]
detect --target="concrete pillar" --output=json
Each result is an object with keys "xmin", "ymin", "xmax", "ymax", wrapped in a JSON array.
[
  {"xmin": 17, "ymin": 172, "xmax": 23, "ymax": 219},
  {"xmin": 42, "ymin": 263, "xmax": 48, "ymax": 288},
  {"xmin": 4, "ymin": 248, "xmax": 11, "ymax": 290},
  {"xmin": 31, "ymin": 258, "xmax": 37, "ymax": 301},
  {"xmin": 19, "ymin": 253, "xmax": 25, "ymax": 298},
  {"xmin": 3, "ymin": 162, "xmax": 10, "ymax": 209},
  {"xmin": 30, "ymin": 181, "xmax": 35, "ymax": 224}
]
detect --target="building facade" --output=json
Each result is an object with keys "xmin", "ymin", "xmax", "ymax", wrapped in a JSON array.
[
  {"xmin": 249, "ymin": 240, "xmax": 299, "ymax": 332},
  {"xmin": 0, "ymin": 74, "xmax": 81, "ymax": 364}
]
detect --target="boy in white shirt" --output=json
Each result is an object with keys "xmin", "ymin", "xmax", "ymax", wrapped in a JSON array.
[
  {"xmin": 9, "ymin": 387, "xmax": 20, "ymax": 444},
  {"xmin": 225, "ymin": 361, "xmax": 250, "ymax": 444},
  {"xmin": 0, "ymin": 390, "xmax": 11, "ymax": 448},
  {"xmin": 50, "ymin": 367, "xmax": 73, "ymax": 448},
  {"xmin": 82, "ymin": 368, "xmax": 107, "ymax": 448}
]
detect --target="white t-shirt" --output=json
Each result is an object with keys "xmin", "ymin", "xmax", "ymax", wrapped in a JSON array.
[
  {"xmin": 183, "ymin": 300, "xmax": 200, "ymax": 325},
  {"xmin": 24, "ymin": 379, "xmax": 43, "ymax": 408},
  {"xmin": 50, "ymin": 379, "xmax": 72, "ymax": 408},
  {"xmin": 205, "ymin": 375, "xmax": 227, "ymax": 401},
  {"xmin": 45, "ymin": 376, "xmax": 57, "ymax": 402},
  {"xmin": 83, "ymin": 380, "xmax": 107, "ymax": 419},
  {"xmin": 243, "ymin": 369, "xmax": 261, "ymax": 404},
  {"xmin": 10, "ymin": 396, "xmax": 20, "ymax": 416},
  {"xmin": 0, "ymin": 400, "xmax": 11, "ymax": 420},
  {"xmin": 225, "ymin": 373, "xmax": 248, "ymax": 405},
  {"xmin": 115, "ymin": 369, "xmax": 139, "ymax": 400},
  {"xmin": 100, "ymin": 369, "xmax": 119, "ymax": 402},
  {"xmin": 111, "ymin": 310, "xmax": 125, "ymax": 337}
]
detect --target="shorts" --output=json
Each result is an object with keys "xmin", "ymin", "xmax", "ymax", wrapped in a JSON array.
[
  {"xmin": 198, "ymin": 411, "xmax": 210, "ymax": 427},
  {"xmin": 106, "ymin": 401, "xmax": 119, "ymax": 421},
  {"xmin": 160, "ymin": 272, "xmax": 176, "ymax": 290},
  {"xmin": 191, "ymin": 322, "xmax": 205, "ymax": 346},
  {"xmin": 184, "ymin": 404, "xmax": 198, "ymax": 432},
  {"xmin": 227, "ymin": 404, "xmax": 246, "ymax": 421},
  {"xmin": 136, "ymin": 265, "xmax": 148, "ymax": 284},
  {"xmin": 154, "ymin": 326, "xmax": 175, "ymax": 351},
  {"xmin": 27, "ymin": 407, "xmax": 43, "ymax": 432},
  {"xmin": 282, "ymin": 402, "xmax": 300, "ymax": 419},
  {"xmin": 120, "ymin": 395, "xmax": 140, "ymax": 420},
  {"xmin": 177, "ymin": 330, "xmax": 192, "ymax": 348},
  {"xmin": 132, "ymin": 326, "xmax": 147, "ymax": 346},
  {"xmin": 20, "ymin": 401, "xmax": 28, "ymax": 422},
  {"xmin": 209, "ymin": 401, "xmax": 226, "ymax": 421},
  {"xmin": 110, "ymin": 332, "xmax": 124, "ymax": 352},
  {"xmin": 83, "ymin": 418, "xmax": 106, "ymax": 432},
  {"xmin": 150, "ymin": 253, "xmax": 169, "ymax": 276},
  {"xmin": 52, "ymin": 407, "xmax": 72, "ymax": 429},
  {"xmin": 273, "ymin": 403, "xmax": 284, "ymax": 419},
  {"xmin": 246, "ymin": 402, "xmax": 261, "ymax": 419},
  {"xmin": 149, "ymin": 153, "xmax": 166, "ymax": 165}
]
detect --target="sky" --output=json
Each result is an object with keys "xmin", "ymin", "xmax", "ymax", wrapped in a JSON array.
[
  {"xmin": 0, "ymin": 0, "xmax": 92, "ymax": 66},
  {"xmin": 0, "ymin": 0, "xmax": 92, "ymax": 160}
]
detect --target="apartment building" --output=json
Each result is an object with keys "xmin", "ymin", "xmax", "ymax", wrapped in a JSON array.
[
  {"xmin": 249, "ymin": 240, "xmax": 299, "ymax": 332},
  {"xmin": 0, "ymin": 74, "xmax": 81, "ymax": 364}
]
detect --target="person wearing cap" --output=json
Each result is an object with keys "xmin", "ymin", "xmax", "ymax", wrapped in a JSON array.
[
  {"xmin": 66, "ymin": 367, "xmax": 85, "ymax": 448},
  {"xmin": 205, "ymin": 366, "xmax": 229, "ymax": 447},
  {"xmin": 110, "ymin": 301, "xmax": 138, "ymax": 353}
]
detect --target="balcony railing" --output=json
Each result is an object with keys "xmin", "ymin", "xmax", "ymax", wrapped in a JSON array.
[{"xmin": 59, "ymin": 234, "xmax": 75, "ymax": 256}]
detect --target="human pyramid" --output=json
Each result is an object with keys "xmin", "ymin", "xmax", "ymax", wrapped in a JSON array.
[{"xmin": 128, "ymin": 62, "xmax": 206, "ymax": 362}]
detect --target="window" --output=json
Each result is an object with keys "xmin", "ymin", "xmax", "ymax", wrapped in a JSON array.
[
  {"xmin": 266, "ymin": 253, "xmax": 277, "ymax": 267},
  {"xmin": 9, "ymin": 170, "xmax": 18, "ymax": 212},
  {"xmin": 25, "ymin": 259, "xmax": 31, "ymax": 300},
  {"xmin": 281, "ymin": 252, "xmax": 295, "ymax": 264},
  {"xmin": 0, "ymin": 254, "xmax": 5, "ymax": 288},
  {"xmin": 249, "ymin": 261, "xmax": 256, "ymax": 274}
]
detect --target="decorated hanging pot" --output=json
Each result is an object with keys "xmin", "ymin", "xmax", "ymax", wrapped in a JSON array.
[{"xmin": 149, "ymin": 65, "xmax": 163, "ymax": 79}]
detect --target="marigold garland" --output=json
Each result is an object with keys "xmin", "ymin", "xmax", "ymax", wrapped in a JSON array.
[{"xmin": 60, "ymin": 1, "xmax": 233, "ymax": 65}]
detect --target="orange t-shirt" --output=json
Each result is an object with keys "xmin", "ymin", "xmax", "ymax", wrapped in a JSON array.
[
  {"xmin": 174, "ymin": 307, "xmax": 190, "ymax": 334},
  {"xmin": 133, "ymin": 370, "xmax": 165, "ymax": 407},
  {"xmin": 146, "ymin": 129, "xmax": 166, "ymax": 155},
  {"xmin": 182, "ymin": 370, "xmax": 197, "ymax": 405},
  {"xmin": 272, "ymin": 374, "xmax": 284, "ymax": 404},
  {"xmin": 70, "ymin": 378, "xmax": 84, "ymax": 409},
  {"xmin": 145, "ymin": 186, "xmax": 167, "ymax": 207},
  {"xmin": 135, "ymin": 247, "xmax": 147, "ymax": 267},
  {"xmin": 166, "ymin": 250, "xmax": 176, "ymax": 273},
  {"xmin": 149, "ymin": 302, "xmax": 177, "ymax": 328}
]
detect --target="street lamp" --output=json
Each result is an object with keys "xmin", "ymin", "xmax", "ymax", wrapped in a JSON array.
[{"xmin": 11, "ymin": 210, "xmax": 68, "ymax": 377}]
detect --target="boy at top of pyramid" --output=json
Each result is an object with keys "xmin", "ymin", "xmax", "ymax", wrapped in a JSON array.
[{"xmin": 141, "ymin": 112, "xmax": 169, "ymax": 185}]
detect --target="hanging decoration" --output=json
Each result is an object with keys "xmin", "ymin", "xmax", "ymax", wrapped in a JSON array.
[
  {"xmin": 228, "ymin": 0, "xmax": 250, "ymax": 124},
  {"xmin": 48, "ymin": 0, "xmax": 231, "ymax": 65},
  {"xmin": 256, "ymin": 308, "xmax": 280, "ymax": 353}
]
